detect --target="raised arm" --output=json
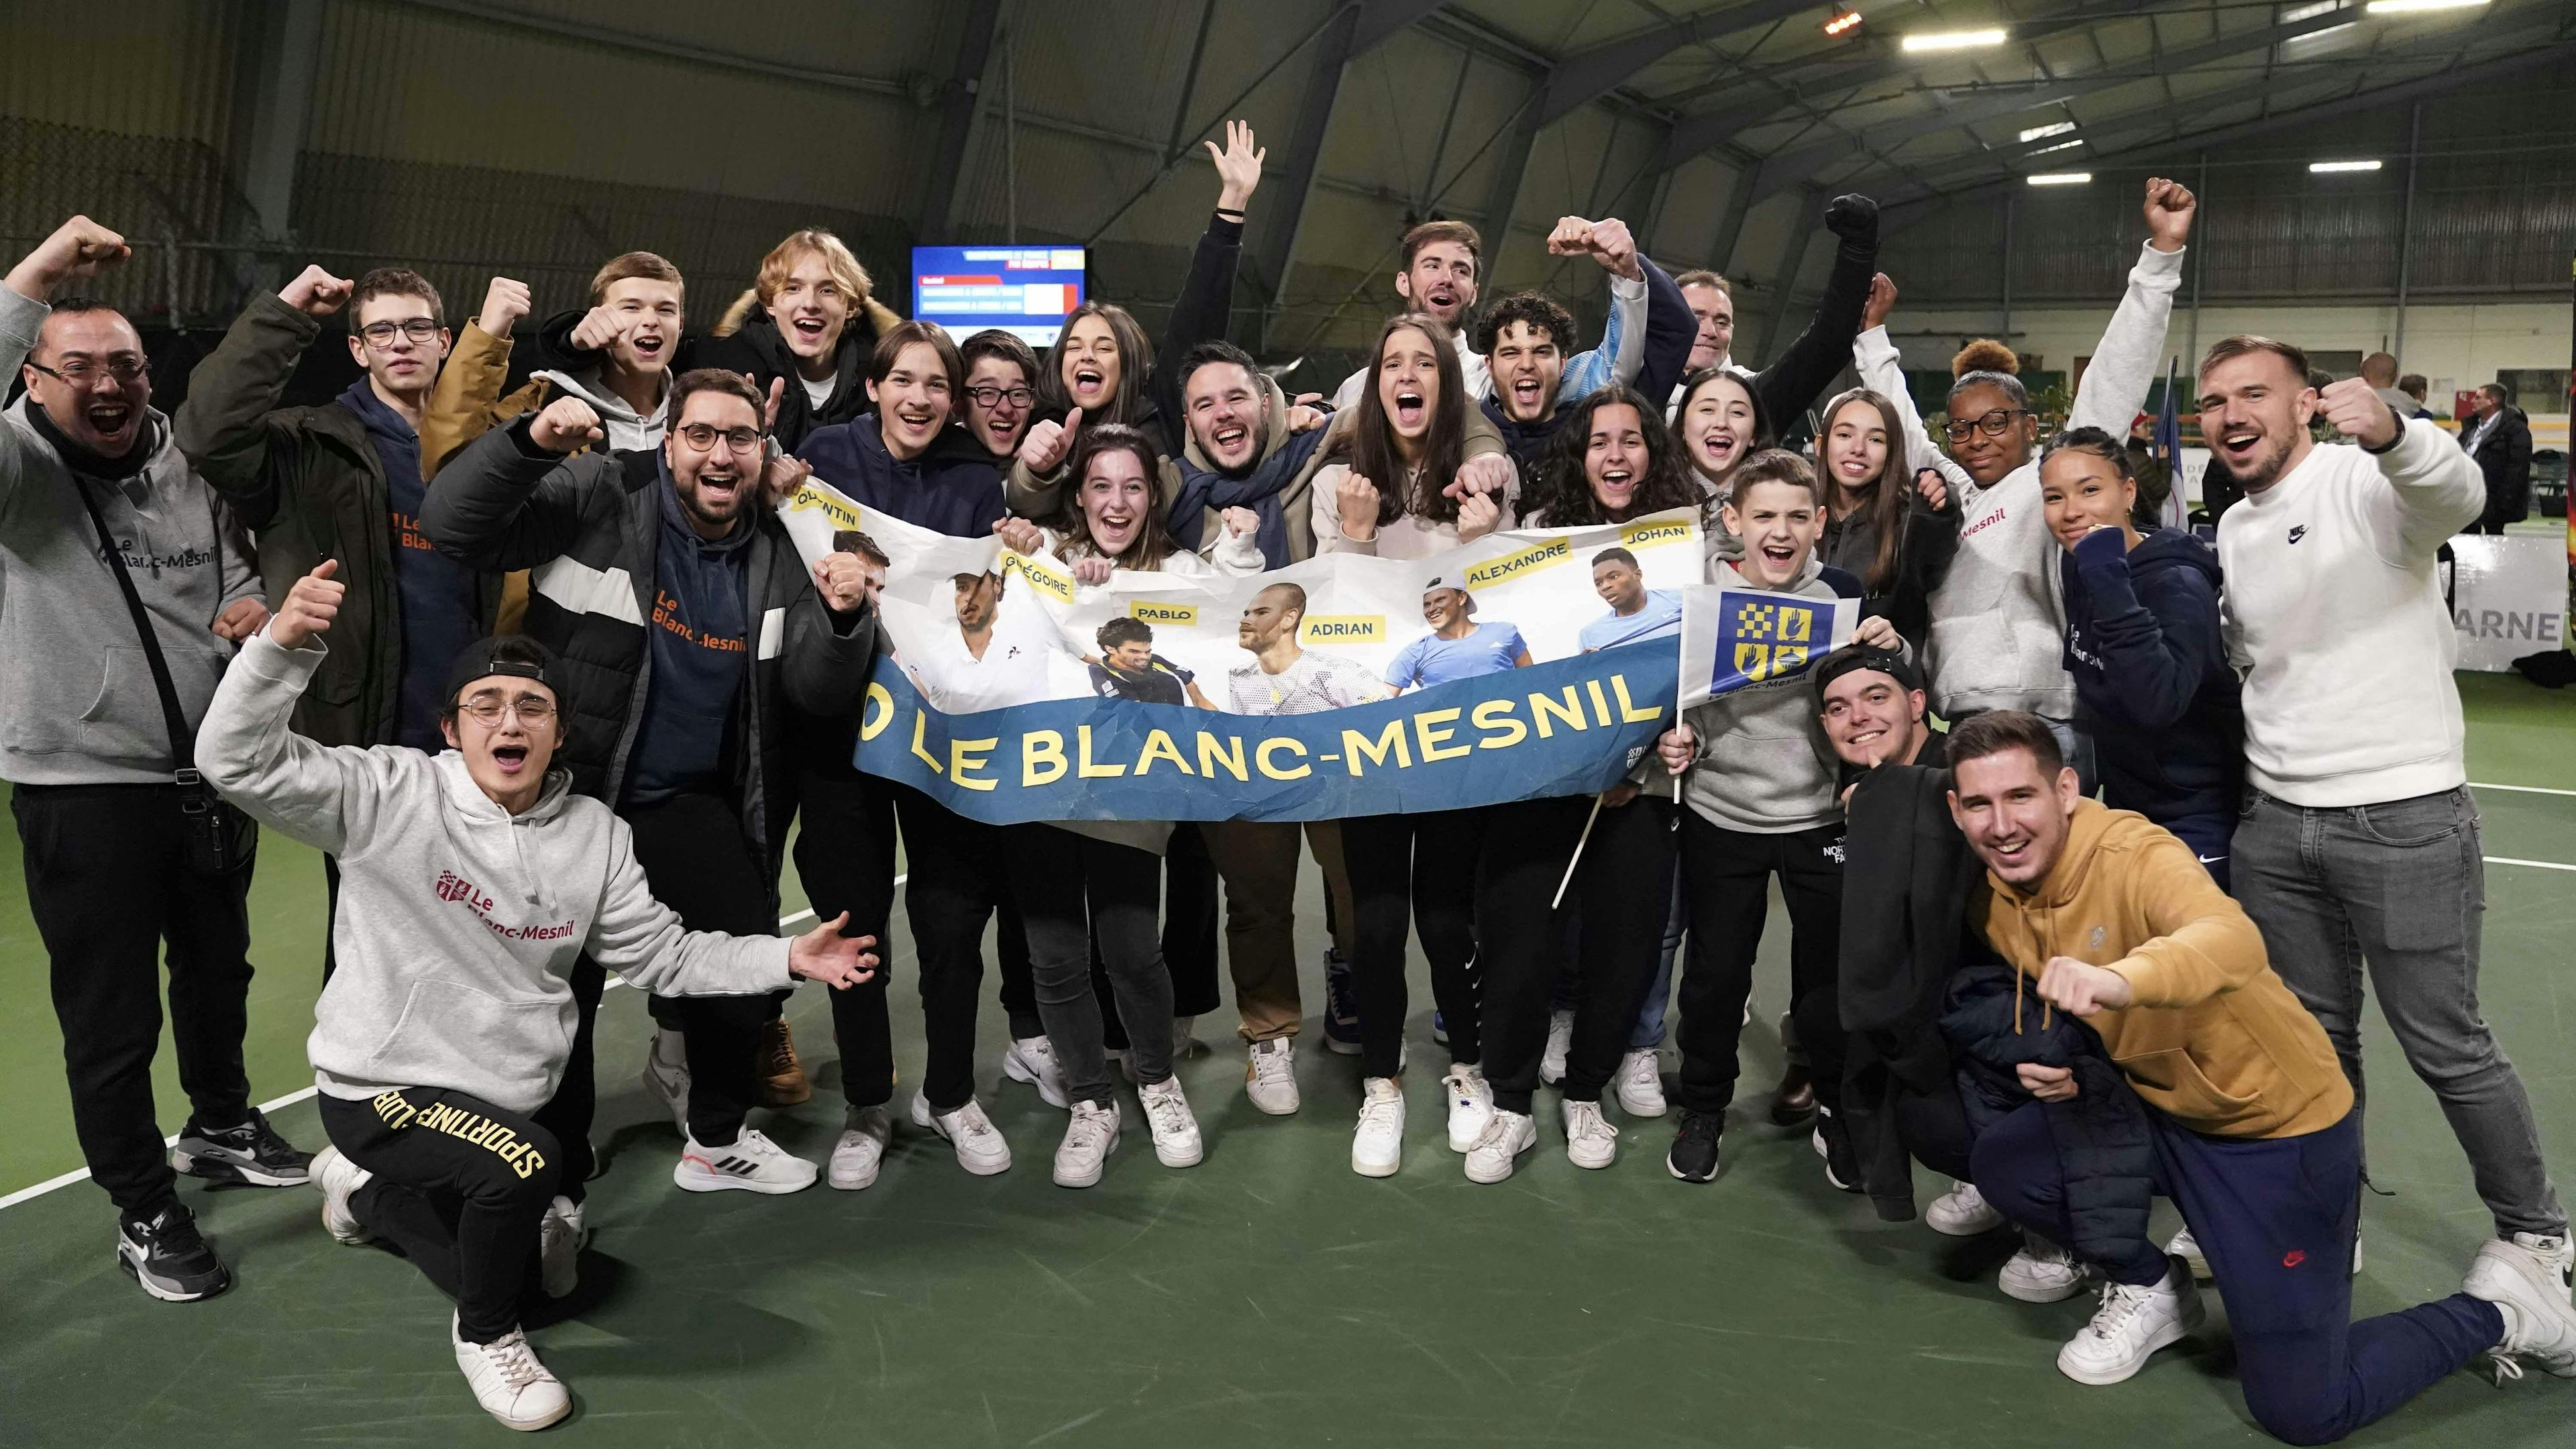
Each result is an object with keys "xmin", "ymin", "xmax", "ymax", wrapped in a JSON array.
[
  {"xmin": 1545, "ymin": 217, "xmax": 1649, "ymax": 404},
  {"xmin": 1628, "ymin": 256, "xmax": 1697, "ymax": 407},
  {"xmin": 1152, "ymin": 120, "xmax": 1260, "ymax": 436},
  {"xmin": 2313, "ymin": 386, "xmax": 2485, "ymax": 561},
  {"xmin": 1852, "ymin": 278, "xmax": 1970, "ymax": 498},
  {"xmin": 420, "ymin": 276, "xmax": 534, "ymax": 478},
  {"xmin": 2066, "ymin": 178, "xmax": 2192, "ymax": 434},
  {"xmin": 194, "ymin": 565, "xmax": 387, "ymax": 857},
  {"xmin": 419, "ymin": 403, "xmax": 608, "ymax": 571},
  {"xmin": 3, "ymin": 216, "xmax": 134, "ymax": 505},
  {"xmin": 1751, "ymin": 193, "xmax": 1879, "ymax": 427},
  {"xmin": 174, "ymin": 272, "xmax": 351, "ymax": 527}
]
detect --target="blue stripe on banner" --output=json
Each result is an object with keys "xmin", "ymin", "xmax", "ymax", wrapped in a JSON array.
[{"xmin": 853, "ymin": 638, "xmax": 1681, "ymax": 824}]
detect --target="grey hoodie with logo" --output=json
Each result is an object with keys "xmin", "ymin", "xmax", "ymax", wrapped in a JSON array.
[{"xmin": 197, "ymin": 630, "xmax": 794, "ymax": 1115}]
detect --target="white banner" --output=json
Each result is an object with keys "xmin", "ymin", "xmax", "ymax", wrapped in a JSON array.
[{"xmin": 2445, "ymin": 534, "xmax": 2567, "ymax": 672}]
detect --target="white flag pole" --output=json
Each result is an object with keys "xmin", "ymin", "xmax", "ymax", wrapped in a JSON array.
[{"xmin": 1552, "ymin": 793, "xmax": 1605, "ymax": 910}]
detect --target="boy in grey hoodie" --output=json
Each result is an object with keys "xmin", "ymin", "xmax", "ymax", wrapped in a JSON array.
[
  {"xmin": 1648, "ymin": 451, "xmax": 1904, "ymax": 1187},
  {"xmin": 195, "ymin": 561, "xmax": 877, "ymax": 1432}
]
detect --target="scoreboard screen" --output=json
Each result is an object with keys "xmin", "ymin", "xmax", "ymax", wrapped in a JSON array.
[{"xmin": 912, "ymin": 245, "xmax": 1086, "ymax": 347}]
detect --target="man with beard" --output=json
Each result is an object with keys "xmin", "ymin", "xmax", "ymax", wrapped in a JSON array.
[
  {"xmin": 1167, "ymin": 341, "xmax": 1334, "ymax": 567},
  {"xmin": 425, "ymin": 368, "xmax": 881, "ymax": 1196},
  {"xmin": 3, "ymin": 216, "xmax": 306, "ymax": 1302},
  {"xmin": 2202, "ymin": 334, "xmax": 2571, "ymax": 1297}
]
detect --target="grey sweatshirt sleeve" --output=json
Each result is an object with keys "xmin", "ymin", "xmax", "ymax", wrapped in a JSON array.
[
  {"xmin": 0, "ymin": 286, "xmax": 50, "ymax": 505},
  {"xmin": 585, "ymin": 820, "xmax": 795, "ymax": 998},
  {"xmin": 2066, "ymin": 242, "xmax": 2185, "ymax": 435},
  {"xmin": 195, "ymin": 631, "xmax": 380, "ymax": 856}
]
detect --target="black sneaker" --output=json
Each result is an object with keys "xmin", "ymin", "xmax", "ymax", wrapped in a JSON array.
[
  {"xmin": 1768, "ymin": 1062, "xmax": 1816, "ymax": 1126},
  {"xmin": 1812, "ymin": 1104, "xmax": 1862, "ymax": 1193},
  {"xmin": 172, "ymin": 1108, "xmax": 313, "ymax": 1187},
  {"xmin": 1322, "ymin": 949, "xmax": 1361, "ymax": 1056},
  {"xmin": 117, "ymin": 1201, "xmax": 231, "ymax": 1301},
  {"xmin": 1666, "ymin": 1109, "xmax": 1723, "ymax": 1183}
]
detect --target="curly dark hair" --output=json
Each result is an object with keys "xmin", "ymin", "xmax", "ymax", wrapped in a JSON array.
[
  {"xmin": 1471, "ymin": 290, "xmax": 1577, "ymax": 357},
  {"xmin": 1529, "ymin": 386, "xmax": 1698, "ymax": 527}
]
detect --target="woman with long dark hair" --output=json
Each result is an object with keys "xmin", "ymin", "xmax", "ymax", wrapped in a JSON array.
[
  {"xmin": 1670, "ymin": 365, "xmax": 1774, "ymax": 565},
  {"xmin": 1311, "ymin": 313, "xmax": 1515, "ymax": 557},
  {"xmin": 1812, "ymin": 386, "xmax": 1959, "ymax": 646},
  {"xmin": 1522, "ymin": 385, "xmax": 1701, "ymax": 529}
]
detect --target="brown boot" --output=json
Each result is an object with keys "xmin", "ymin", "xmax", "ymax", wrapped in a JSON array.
[{"xmin": 759, "ymin": 1018, "xmax": 812, "ymax": 1106}]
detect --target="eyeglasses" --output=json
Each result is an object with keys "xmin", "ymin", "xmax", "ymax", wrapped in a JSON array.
[
  {"xmin": 965, "ymin": 385, "xmax": 1034, "ymax": 409},
  {"xmin": 676, "ymin": 423, "xmax": 764, "ymax": 453},
  {"xmin": 456, "ymin": 696, "xmax": 557, "ymax": 726},
  {"xmin": 28, "ymin": 357, "xmax": 148, "ymax": 388},
  {"xmin": 358, "ymin": 318, "xmax": 443, "ymax": 346},
  {"xmin": 1941, "ymin": 407, "xmax": 2032, "ymax": 443}
]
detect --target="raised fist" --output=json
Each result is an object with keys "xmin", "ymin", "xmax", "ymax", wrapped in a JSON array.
[
  {"xmin": 2143, "ymin": 176, "xmax": 2196, "ymax": 252},
  {"xmin": 1454, "ymin": 488, "xmax": 1502, "ymax": 543},
  {"xmin": 8, "ymin": 215, "xmax": 131, "ymax": 299},
  {"xmin": 280, "ymin": 265, "xmax": 353, "ymax": 317},
  {"xmin": 479, "ymin": 276, "xmax": 531, "ymax": 338},
  {"xmin": 1862, "ymin": 272, "xmax": 1898, "ymax": 333},
  {"xmin": 1335, "ymin": 472, "xmax": 1381, "ymax": 543},
  {"xmin": 1824, "ymin": 193, "xmax": 1878, "ymax": 246},
  {"xmin": 568, "ymin": 304, "xmax": 629, "ymax": 354},
  {"xmin": 529, "ymin": 396, "xmax": 604, "ymax": 453},
  {"xmin": 2316, "ymin": 376, "xmax": 2400, "ymax": 451},
  {"xmin": 1220, "ymin": 506, "xmax": 1260, "ymax": 539}
]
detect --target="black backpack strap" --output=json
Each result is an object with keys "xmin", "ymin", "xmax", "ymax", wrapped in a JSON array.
[{"xmin": 71, "ymin": 478, "xmax": 203, "ymax": 774}]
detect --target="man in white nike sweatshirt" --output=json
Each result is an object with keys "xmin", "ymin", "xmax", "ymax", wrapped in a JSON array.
[
  {"xmin": 1856, "ymin": 178, "xmax": 2196, "ymax": 785},
  {"xmin": 2206, "ymin": 335, "xmax": 2571, "ymax": 1270},
  {"xmin": 194, "ymin": 561, "xmax": 876, "ymax": 1432}
]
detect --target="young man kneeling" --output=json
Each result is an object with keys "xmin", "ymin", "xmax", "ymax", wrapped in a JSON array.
[
  {"xmin": 1947, "ymin": 710, "xmax": 2573, "ymax": 1439},
  {"xmin": 195, "ymin": 563, "xmax": 876, "ymax": 1432}
]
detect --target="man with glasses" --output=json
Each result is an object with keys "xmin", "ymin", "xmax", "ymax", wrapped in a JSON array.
[
  {"xmin": 425, "ymin": 368, "xmax": 882, "ymax": 1195},
  {"xmin": 180, "ymin": 263, "xmax": 506, "ymax": 977},
  {"xmin": 3, "ymin": 215, "xmax": 307, "ymax": 1303}
]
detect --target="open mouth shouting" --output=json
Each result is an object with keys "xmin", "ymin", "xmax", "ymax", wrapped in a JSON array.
[
  {"xmin": 2214, "ymin": 423, "xmax": 2265, "ymax": 474},
  {"xmin": 1421, "ymin": 284, "xmax": 1460, "ymax": 320},
  {"xmin": 1698, "ymin": 427, "xmax": 1741, "ymax": 473},
  {"xmin": 1071, "ymin": 364, "xmax": 1108, "ymax": 403},
  {"xmin": 1210, "ymin": 416, "xmax": 1252, "ymax": 464},
  {"xmin": 694, "ymin": 464, "xmax": 744, "ymax": 517},
  {"xmin": 83, "ymin": 398, "xmax": 138, "ymax": 446},
  {"xmin": 1595, "ymin": 462, "xmax": 1635, "ymax": 510},
  {"xmin": 1391, "ymin": 387, "xmax": 1427, "ymax": 433},
  {"xmin": 1091, "ymin": 502, "xmax": 1139, "ymax": 553},
  {"xmin": 490, "ymin": 740, "xmax": 531, "ymax": 776},
  {"xmin": 789, "ymin": 313, "xmax": 828, "ymax": 353},
  {"xmin": 1507, "ymin": 372, "xmax": 1546, "ymax": 420},
  {"xmin": 627, "ymin": 331, "xmax": 667, "ymax": 366}
]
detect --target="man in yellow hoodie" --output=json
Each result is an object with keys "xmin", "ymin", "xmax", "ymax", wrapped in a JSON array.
[{"xmin": 1946, "ymin": 710, "xmax": 2573, "ymax": 1440}]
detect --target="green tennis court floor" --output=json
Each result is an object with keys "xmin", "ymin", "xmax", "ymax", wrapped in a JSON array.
[{"xmin": 3, "ymin": 673, "xmax": 2573, "ymax": 1447}]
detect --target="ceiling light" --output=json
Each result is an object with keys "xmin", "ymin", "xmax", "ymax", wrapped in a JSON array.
[
  {"xmin": 2027, "ymin": 171, "xmax": 2092, "ymax": 186},
  {"xmin": 2027, "ymin": 138, "xmax": 2085, "ymax": 156},
  {"xmin": 1902, "ymin": 28, "xmax": 2008, "ymax": 52},
  {"xmin": 2019, "ymin": 120, "xmax": 2077, "ymax": 144},
  {"xmin": 1823, "ymin": 7, "xmax": 1863, "ymax": 38},
  {"xmin": 2367, "ymin": 0, "xmax": 2488, "ymax": 13},
  {"xmin": 2309, "ymin": 158, "xmax": 2383, "ymax": 172}
]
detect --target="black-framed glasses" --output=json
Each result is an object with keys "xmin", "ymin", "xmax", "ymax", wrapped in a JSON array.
[
  {"xmin": 358, "ymin": 318, "xmax": 444, "ymax": 346},
  {"xmin": 676, "ymin": 423, "xmax": 763, "ymax": 453},
  {"xmin": 965, "ymin": 384, "xmax": 1034, "ymax": 409},
  {"xmin": 1941, "ymin": 407, "xmax": 2031, "ymax": 442},
  {"xmin": 456, "ymin": 696, "xmax": 557, "ymax": 726},
  {"xmin": 28, "ymin": 357, "xmax": 148, "ymax": 388}
]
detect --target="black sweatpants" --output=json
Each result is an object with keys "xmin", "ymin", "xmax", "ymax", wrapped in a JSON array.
[
  {"xmin": 319, "ymin": 1087, "xmax": 561, "ymax": 1344},
  {"xmin": 1458, "ymin": 796, "xmax": 1602, "ymax": 1115},
  {"xmin": 530, "ymin": 955, "xmax": 604, "ymax": 1199},
  {"xmin": 1672, "ymin": 814, "xmax": 1848, "ymax": 1119},
  {"xmin": 1340, "ymin": 809, "xmax": 1481, "ymax": 1080},
  {"xmin": 792, "ymin": 769, "xmax": 900, "ymax": 1109},
  {"xmin": 891, "ymin": 784, "xmax": 1018, "ymax": 1112},
  {"xmin": 13, "ymin": 783, "xmax": 256, "ymax": 1216},
  {"xmin": 1002, "ymin": 825, "xmax": 1176, "ymax": 1108},
  {"xmin": 629, "ymin": 792, "xmax": 782, "ymax": 1146},
  {"xmin": 1092, "ymin": 821, "xmax": 1222, "ymax": 1051},
  {"xmin": 1488, "ymin": 794, "xmax": 1674, "ymax": 1114}
]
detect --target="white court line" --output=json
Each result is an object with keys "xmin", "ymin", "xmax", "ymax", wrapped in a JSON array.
[
  {"xmin": 0, "ymin": 878, "xmax": 904, "ymax": 1213},
  {"xmin": 2487, "ymin": 856, "xmax": 2576, "ymax": 873},
  {"xmin": 2471, "ymin": 781, "xmax": 2576, "ymax": 799}
]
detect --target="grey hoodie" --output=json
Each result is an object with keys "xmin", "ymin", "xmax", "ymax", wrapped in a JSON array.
[
  {"xmin": 533, "ymin": 366, "xmax": 669, "ymax": 453},
  {"xmin": 1674, "ymin": 557, "xmax": 1856, "ymax": 835},
  {"xmin": 0, "ymin": 286, "xmax": 264, "ymax": 785},
  {"xmin": 197, "ymin": 630, "xmax": 794, "ymax": 1114}
]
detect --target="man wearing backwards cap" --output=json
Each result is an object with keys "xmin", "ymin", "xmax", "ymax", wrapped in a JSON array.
[
  {"xmin": 1815, "ymin": 643, "xmax": 1941, "ymax": 784},
  {"xmin": 1383, "ymin": 578, "xmax": 1532, "ymax": 695},
  {"xmin": 193, "ymin": 561, "xmax": 879, "ymax": 1432}
]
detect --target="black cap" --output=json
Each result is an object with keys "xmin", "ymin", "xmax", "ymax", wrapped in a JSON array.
[
  {"xmin": 1812, "ymin": 641, "xmax": 1921, "ymax": 702},
  {"xmin": 441, "ymin": 636, "xmax": 567, "ymax": 711}
]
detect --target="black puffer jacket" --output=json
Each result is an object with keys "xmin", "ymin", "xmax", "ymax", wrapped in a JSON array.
[
  {"xmin": 693, "ymin": 299, "xmax": 894, "ymax": 453},
  {"xmin": 421, "ymin": 420, "xmax": 879, "ymax": 892},
  {"xmin": 1941, "ymin": 963, "xmax": 2159, "ymax": 1273}
]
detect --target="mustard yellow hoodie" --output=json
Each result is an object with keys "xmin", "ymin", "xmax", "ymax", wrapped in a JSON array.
[{"xmin": 1976, "ymin": 800, "xmax": 2351, "ymax": 1140}]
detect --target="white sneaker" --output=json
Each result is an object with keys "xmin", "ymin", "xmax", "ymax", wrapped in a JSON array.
[
  {"xmin": 1539, "ymin": 1010, "xmax": 1574, "ymax": 1085},
  {"xmin": 1998, "ymin": 1230, "xmax": 2092, "ymax": 1304},
  {"xmin": 828, "ymin": 1106, "xmax": 893, "ymax": 1191},
  {"xmin": 2057, "ymin": 1258, "xmax": 2204, "ymax": 1386},
  {"xmin": 311, "ymin": 1144, "xmax": 373, "ymax": 1245},
  {"xmin": 639, "ymin": 1030, "xmax": 690, "ymax": 1135},
  {"xmin": 1926, "ymin": 1181, "xmax": 2004, "ymax": 1237},
  {"xmin": 910, "ymin": 1094, "xmax": 1012, "ymax": 1176},
  {"xmin": 1352, "ymin": 1077, "xmax": 1405, "ymax": 1178},
  {"xmin": 1053, "ymin": 1100, "xmax": 1122, "ymax": 1188},
  {"xmin": 1464, "ymin": 1109, "xmax": 1537, "ymax": 1183},
  {"xmin": 2515, "ymin": 1230, "xmax": 2573, "ymax": 1296},
  {"xmin": 1003, "ymin": 1036, "xmax": 1071, "ymax": 1110},
  {"xmin": 2167, "ymin": 1226, "xmax": 2208, "ymax": 1278},
  {"xmin": 1138, "ymin": 1075, "xmax": 1203, "ymax": 1167},
  {"xmin": 452, "ymin": 1314, "xmax": 571, "ymax": 1432},
  {"xmin": 537, "ymin": 1195, "xmax": 583, "ymax": 1298},
  {"xmin": 1564, "ymin": 1099, "xmax": 1618, "ymax": 1169},
  {"xmin": 2466, "ymin": 1234, "xmax": 2576, "ymax": 1379},
  {"xmin": 674, "ymin": 1127, "xmax": 816, "ymax": 1195},
  {"xmin": 1442, "ymin": 1065, "xmax": 1495, "ymax": 1153},
  {"xmin": 1244, "ymin": 1038, "xmax": 1299, "ymax": 1116},
  {"xmin": 1613, "ymin": 1048, "xmax": 1667, "ymax": 1118}
]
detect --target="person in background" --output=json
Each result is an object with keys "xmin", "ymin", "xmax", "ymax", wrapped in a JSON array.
[
  {"xmin": 2040, "ymin": 427, "xmax": 2243, "ymax": 885},
  {"xmin": 1664, "ymin": 195, "xmax": 1880, "ymax": 442},
  {"xmin": 2461, "ymin": 382, "xmax": 2532, "ymax": 535},
  {"xmin": 2360, "ymin": 352, "xmax": 2419, "ymax": 427},
  {"xmin": 2396, "ymin": 373, "xmax": 2433, "ymax": 419},
  {"xmin": 3, "ymin": 216, "xmax": 304, "ymax": 1303},
  {"xmin": 1947, "ymin": 711, "xmax": 2576, "ymax": 1435},
  {"xmin": 2204, "ymin": 333, "xmax": 2571, "ymax": 1299},
  {"xmin": 698, "ymin": 228, "xmax": 902, "ymax": 452}
]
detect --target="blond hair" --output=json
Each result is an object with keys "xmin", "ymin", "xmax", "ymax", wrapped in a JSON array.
[{"xmin": 716, "ymin": 228, "xmax": 902, "ymax": 339}]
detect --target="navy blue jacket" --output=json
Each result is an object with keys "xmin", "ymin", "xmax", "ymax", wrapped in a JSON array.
[
  {"xmin": 796, "ymin": 415, "xmax": 1006, "ymax": 539},
  {"xmin": 2059, "ymin": 527, "xmax": 2243, "ymax": 828}
]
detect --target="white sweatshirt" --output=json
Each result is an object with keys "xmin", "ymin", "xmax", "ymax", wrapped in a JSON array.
[
  {"xmin": 1309, "ymin": 458, "xmax": 1523, "ymax": 560},
  {"xmin": 2218, "ymin": 419, "xmax": 2484, "ymax": 808},
  {"xmin": 1860, "ymin": 241, "xmax": 2185, "ymax": 720}
]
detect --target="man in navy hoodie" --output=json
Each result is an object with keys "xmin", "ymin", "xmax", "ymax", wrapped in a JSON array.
[{"xmin": 2041, "ymin": 427, "xmax": 2243, "ymax": 885}]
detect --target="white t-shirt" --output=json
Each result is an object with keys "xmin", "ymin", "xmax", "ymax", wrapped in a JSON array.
[
  {"xmin": 800, "ymin": 374, "xmax": 835, "ymax": 411},
  {"xmin": 902, "ymin": 608, "xmax": 1062, "ymax": 713},
  {"xmin": 1225, "ymin": 649, "xmax": 1389, "ymax": 716}
]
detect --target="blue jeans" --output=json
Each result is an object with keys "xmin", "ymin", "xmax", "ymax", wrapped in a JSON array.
[
  {"xmin": 1629, "ymin": 862, "xmax": 1687, "ymax": 1050},
  {"xmin": 1976, "ymin": 1103, "xmax": 2504, "ymax": 1444}
]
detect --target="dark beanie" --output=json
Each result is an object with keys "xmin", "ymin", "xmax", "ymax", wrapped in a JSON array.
[{"xmin": 1812, "ymin": 641, "xmax": 1921, "ymax": 701}]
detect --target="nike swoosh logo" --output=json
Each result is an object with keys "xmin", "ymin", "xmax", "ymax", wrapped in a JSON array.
[{"xmin": 2196, "ymin": 855, "xmax": 2226, "ymax": 864}]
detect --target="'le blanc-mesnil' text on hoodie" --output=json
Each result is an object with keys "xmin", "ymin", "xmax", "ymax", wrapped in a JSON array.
[
  {"xmin": 1860, "ymin": 241, "xmax": 2185, "ymax": 722},
  {"xmin": 2216, "ymin": 417, "xmax": 2485, "ymax": 809},
  {"xmin": 196, "ymin": 630, "xmax": 796, "ymax": 1116}
]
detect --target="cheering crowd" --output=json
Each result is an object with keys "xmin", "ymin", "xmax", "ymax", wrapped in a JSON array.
[{"xmin": 6, "ymin": 116, "xmax": 2571, "ymax": 1438}]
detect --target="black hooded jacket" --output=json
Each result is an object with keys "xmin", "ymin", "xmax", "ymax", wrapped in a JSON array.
[
  {"xmin": 2059, "ymin": 526, "xmax": 2242, "ymax": 828},
  {"xmin": 693, "ymin": 301, "xmax": 886, "ymax": 452}
]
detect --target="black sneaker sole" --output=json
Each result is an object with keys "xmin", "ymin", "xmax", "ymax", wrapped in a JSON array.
[{"xmin": 171, "ymin": 1145, "xmax": 309, "ymax": 1188}]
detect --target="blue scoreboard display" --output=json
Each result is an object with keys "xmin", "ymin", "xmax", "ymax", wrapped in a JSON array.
[{"xmin": 912, "ymin": 245, "xmax": 1087, "ymax": 347}]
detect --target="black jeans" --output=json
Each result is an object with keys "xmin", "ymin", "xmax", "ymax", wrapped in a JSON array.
[
  {"xmin": 892, "ymin": 784, "xmax": 1021, "ymax": 1111},
  {"xmin": 1488, "ymin": 794, "xmax": 1671, "ymax": 1114},
  {"xmin": 530, "ymin": 955, "xmax": 604, "ymax": 1200},
  {"xmin": 14, "ymin": 783, "xmax": 256, "ymax": 1216},
  {"xmin": 1672, "ymin": 814, "xmax": 1848, "ymax": 1119},
  {"xmin": 320, "ymin": 1087, "xmax": 561, "ymax": 1344},
  {"xmin": 792, "ymin": 769, "xmax": 900, "ymax": 1109},
  {"xmin": 629, "ymin": 792, "xmax": 783, "ymax": 1146},
  {"xmin": 1002, "ymin": 825, "xmax": 1175, "ymax": 1107},
  {"xmin": 1340, "ymin": 810, "xmax": 1481, "ymax": 1080},
  {"xmin": 1091, "ymin": 821, "xmax": 1222, "ymax": 1051}
]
